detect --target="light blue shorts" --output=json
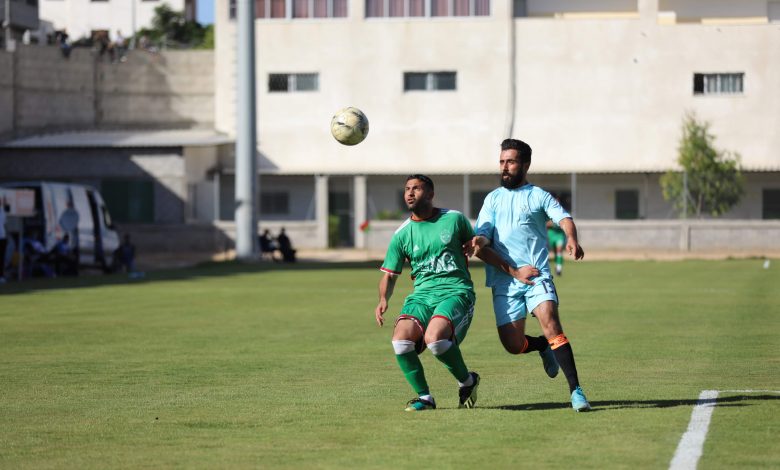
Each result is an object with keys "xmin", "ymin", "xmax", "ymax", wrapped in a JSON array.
[{"xmin": 491, "ymin": 277, "xmax": 559, "ymax": 327}]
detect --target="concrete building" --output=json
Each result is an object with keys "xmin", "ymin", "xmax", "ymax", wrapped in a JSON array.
[
  {"xmin": 2, "ymin": 1, "xmax": 779, "ymax": 257},
  {"xmin": 1, "ymin": 0, "xmax": 39, "ymax": 49},
  {"xmin": 207, "ymin": 0, "xmax": 780, "ymax": 250},
  {"xmin": 38, "ymin": 0, "xmax": 195, "ymax": 42}
]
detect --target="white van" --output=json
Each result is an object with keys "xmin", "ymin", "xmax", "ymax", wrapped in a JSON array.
[{"xmin": 0, "ymin": 182, "xmax": 120, "ymax": 271}]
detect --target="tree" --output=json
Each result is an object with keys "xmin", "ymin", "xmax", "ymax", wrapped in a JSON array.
[
  {"xmin": 135, "ymin": 3, "xmax": 212, "ymax": 49},
  {"xmin": 660, "ymin": 113, "xmax": 745, "ymax": 218}
]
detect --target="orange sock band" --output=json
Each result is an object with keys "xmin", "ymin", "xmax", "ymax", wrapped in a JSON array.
[{"xmin": 548, "ymin": 334, "xmax": 569, "ymax": 350}]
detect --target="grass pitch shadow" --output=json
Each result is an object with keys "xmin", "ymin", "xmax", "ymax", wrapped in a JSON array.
[
  {"xmin": 487, "ymin": 394, "xmax": 780, "ymax": 412},
  {"xmin": 0, "ymin": 259, "xmax": 382, "ymax": 296}
]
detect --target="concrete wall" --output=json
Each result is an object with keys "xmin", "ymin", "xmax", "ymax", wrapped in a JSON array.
[
  {"xmin": 119, "ymin": 218, "xmax": 780, "ymax": 256},
  {"xmin": 0, "ymin": 148, "xmax": 188, "ymax": 223},
  {"xmin": 98, "ymin": 51, "xmax": 214, "ymax": 128},
  {"xmin": 364, "ymin": 219, "xmax": 780, "ymax": 255},
  {"xmin": 0, "ymin": 45, "xmax": 214, "ymax": 137},
  {"xmin": 0, "ymin": 52, "xmax": 13, "ymax": 137}
]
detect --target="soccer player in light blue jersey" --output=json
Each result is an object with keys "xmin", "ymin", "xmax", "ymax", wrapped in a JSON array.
[{"xmin": 465, "ymin": 139, "xmax": 591, "ymax": 412}]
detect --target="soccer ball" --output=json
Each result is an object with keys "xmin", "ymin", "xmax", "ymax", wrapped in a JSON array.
[{"xmin": 330, "ymin": 107, "xmax": 369, "ymax": 146}]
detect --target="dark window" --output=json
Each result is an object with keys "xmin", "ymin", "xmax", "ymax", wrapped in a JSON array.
[
  {"xmin": 763, "ymin": 189, "xmax": 780, "ymax": 219},
  {"xmin": 269, "ymin": 73, "xmax": 319, "ymax": 92},
  {"xmin": 693, "ymin": 73, "xmax": 744, "ymax": 95},
  {"xmin": 101, "ymin": 180, "xmax": 155, "ymax": 223},
  {"xmin": 470, "ymin": 190, "xmax": 490, "ymax": 219},
  {"xmin": 615, "ymin": 190, "xmax": 639, "ymax": 219},
  {"xmin": 513, "ymin": 0, "xmax": 527, "ymax": 17},
  {"xmin": 404, "ymin": 73, "xmax": 427, "ymax": 91},
  {"xmin": 260, "ymin": 192, "xmax": 290, "ymax": 215},
  {"xmin": 547, "ymin": 190, "xmax": 572, "ymax": 213},
  {"xmin": 403, "ymin": 71, "xmax": 456, "ymax": 91}
]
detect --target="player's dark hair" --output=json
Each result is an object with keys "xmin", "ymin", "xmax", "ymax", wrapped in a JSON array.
[
  {"xmin": 501, "ymin": 138, "xmax": 532, "ymax": 164},
  {"xmin": 406, "ymin": 174, "xmax": 434, "ymax": 191}
]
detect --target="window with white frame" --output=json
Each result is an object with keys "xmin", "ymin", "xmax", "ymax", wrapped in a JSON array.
[
  {"xmin": 268, "ymin": 73, "xmax": 319, "ymax": 92},
  {"xmin": 403, "ymin": 72, "xmax": 456, "ymax": 91},
  {"xmin": 693, "ymin": 73, "xmax": 744, "ymax": 95},
  {"xmin": 366, "ymin": 0, "xmax": 489, "ymax": 18}
]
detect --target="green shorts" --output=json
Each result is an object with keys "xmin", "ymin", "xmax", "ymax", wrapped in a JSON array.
[
  {"xmin": 397, "ymin": 289, "xmax": 475, "ymax": 345},
  {"xmin": 548, "ymin": 229, "xmax": 565, "ymax": 248}
]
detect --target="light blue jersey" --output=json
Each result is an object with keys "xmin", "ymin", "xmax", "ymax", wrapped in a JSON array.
[{"xmin": 475, "ymin": 184, "xmax": 570, "ymax": 288}]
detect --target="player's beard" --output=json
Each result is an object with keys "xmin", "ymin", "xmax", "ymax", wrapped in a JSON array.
[
  {"xmin": 407, "ymin": 197, "xmax": 432, "ymax": 217},
  {"xmin": 500, "ymin": 169, "xmax": 525, "ymax": 189}
]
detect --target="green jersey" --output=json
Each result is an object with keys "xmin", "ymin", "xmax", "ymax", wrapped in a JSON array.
[{"xmin": 381, "ymin": 209, "xmax": 475, "ymax": 294}]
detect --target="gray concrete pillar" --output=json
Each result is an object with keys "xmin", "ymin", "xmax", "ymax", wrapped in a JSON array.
[
  {"xmin": 462, "ymin": 174, "xmax": 471, "ymax": 218},
  {"xmin": 570, "ymin": 172, "xmax": 578, "ymax": 218},
  {"xmin": 315, "ymin": 174, "xmax": 329, "ymax": 249},
  {"xmin": 353, "ymin": 175, "xmax": 367, "ymax": 249}
]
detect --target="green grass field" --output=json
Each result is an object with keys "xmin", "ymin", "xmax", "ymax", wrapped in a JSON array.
[{"xmin": 1, "ymin": 259, "xmax": 778, "ymax": 469}]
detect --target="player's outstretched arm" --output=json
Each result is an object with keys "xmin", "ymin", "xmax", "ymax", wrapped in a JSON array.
[
  {"xmin": 475, "ymin": 244, "xmax": 539, "ymax": 286},
  {"xmin": 375, "ymin": 272, "xmax": 398, "ymax": 327},
  {"xmin": 559, "ymin": 217, "xmax": 585, "ymax": 260}
]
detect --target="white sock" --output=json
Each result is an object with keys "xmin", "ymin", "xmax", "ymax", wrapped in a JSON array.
[
  {"xmin": 458, "ymin": 374, "xmax": 474, "ymax": 388},
  {"xmin": 419, "ymin": 394, "xmax": 435, "ymax": 404}
]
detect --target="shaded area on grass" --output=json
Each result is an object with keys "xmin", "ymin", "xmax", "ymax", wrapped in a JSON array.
[
  {"xmin": 0, "ymin": 260, "xmax": 383, "ymax": 296},
  {"xmin": 486, "ymin": 394, "xmax": 780, "ymax": 412}
]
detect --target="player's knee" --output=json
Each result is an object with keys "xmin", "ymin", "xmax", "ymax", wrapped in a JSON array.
[
  {"xmin": 392, "ymin": 340, "xmax": 416, "ymax": 355},
  {"xmin": 503, "ymin": 341, "xmax": 524, "ymax": 355},
  {"xmin": 426, "ymin": 339, "xmax": 453, "ymax": 356}
]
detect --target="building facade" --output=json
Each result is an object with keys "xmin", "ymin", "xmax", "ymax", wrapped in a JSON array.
[
  {"xmin": 209, "ymin": 0, "xmax": 780, "ymax": 249},
  {"xmin": 1, "ymin": 0, "xmax": 39, "ymax": 49},
  {"xmin": 37, "ymin": 0, "xmax": 194, "ymax": 42}
]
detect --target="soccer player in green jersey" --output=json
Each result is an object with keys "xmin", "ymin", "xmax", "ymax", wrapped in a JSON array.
[
  {"xmin": 375, "ymin": 175, "xmax": 480, "ymax": 411},
  {"xmin": 547, "ymin": 217, "xmax": 566, "ymax": 276}
]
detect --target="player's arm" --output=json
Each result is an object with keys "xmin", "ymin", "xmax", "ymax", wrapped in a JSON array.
[
  {"xmin": 375, "ymin": 271, "xmax": 398, "ymax": 327},
  {"xmin": 558, "ymin": 217, "xmax": 584, "ymax": 260},
  {"xmin": 469, "ymin": 236, "xmax": 538, "ymax": 285}
]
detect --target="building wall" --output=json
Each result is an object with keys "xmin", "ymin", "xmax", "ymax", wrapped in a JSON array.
[
  {"xmin": 0, "ymin": 46, "xmax": 214, "ymax": 136},
  {"xmin": 214, "ymin": 0, "xmax": 779, "ymax": 176},
  {"xmin": 364, "ymin": 218, "xmax": 780, "ymax": 255},
  {"xmin": 98, "ymin": 50, "xmax": 214, "ymax": 128},
  {"xmin": 38, "ymin": 0, "xmax": 186, "ymax": 40},
  {"xmin": 0, "ymin": 148, "xmax": 188, "ymax": 223},
  {"xmin": 0, "ymin": 52, "xmax": 13, "ymax": 137}
]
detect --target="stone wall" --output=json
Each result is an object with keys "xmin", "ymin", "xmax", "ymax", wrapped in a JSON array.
[
  {"xmin": 364, "ymin": 219, "xmax": 780, "ymax": 256},
  {"xmin": 123, "ymin": 219, "xmax": 780, "ymax": 257},
  {"xmin": 0, "ymin": 52, "xmax": 15, "ymax": 137},
  {"xmin": 0, "ymin": 46, "xmax": 214, "ymax": 138}
]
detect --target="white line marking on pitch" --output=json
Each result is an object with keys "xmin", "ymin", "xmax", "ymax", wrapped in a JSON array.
[{"xmin": 669, "ymin": 389, "xmax": 780, "ymax": 470}]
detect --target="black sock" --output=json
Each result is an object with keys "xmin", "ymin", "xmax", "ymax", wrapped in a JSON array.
[
  {"xmin": 552, "ymin": 343, "xmax": 580, "ymax": 393},
  {"xmin": 524, "ymin": 335, "xmax": 548, "ymax": 353}
]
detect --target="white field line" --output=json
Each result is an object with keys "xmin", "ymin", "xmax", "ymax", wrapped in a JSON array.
[{"xmin": 669, "ymin": 389, "xmax": 780, "ymax": 470}]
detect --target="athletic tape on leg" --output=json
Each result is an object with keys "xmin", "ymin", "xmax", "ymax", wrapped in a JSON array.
[
  {"xmin": 427, "ymin": 339, "xmax": 453, "ymax": 356},
  {"xmin": 392, "ymin": 340, "xmax": 416, "ymax": 355}
]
